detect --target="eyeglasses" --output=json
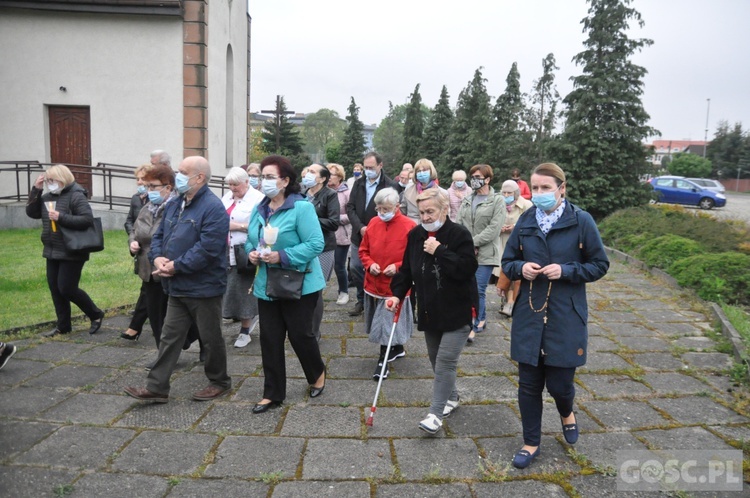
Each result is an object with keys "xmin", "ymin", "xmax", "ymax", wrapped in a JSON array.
[
  {"xmin": 471, "ymin": 176, "xmax": 485, "ymax": 180},
  {"xmin": 248, "ymin": 174, "xmax": 260, "ymax": 179},
  {"xmin": 146, "ymin": 184, "xmax": 166, "ymax": 191},
  {"xmin": 260, "ymin": 175, "xmax": 279, "ymax": 181}
]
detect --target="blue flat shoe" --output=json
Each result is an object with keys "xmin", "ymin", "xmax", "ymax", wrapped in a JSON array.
[
  {"xmin": 512, "ymin": 447, "xmax": 540, "ymax": 469},
  {"xmin": 562, "ymin": 414, "xmax": 579, "ymax": 444}
]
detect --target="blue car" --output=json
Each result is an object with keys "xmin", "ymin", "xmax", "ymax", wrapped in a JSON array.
[{"xmin": 648, "ymin": 176, "xmax": 726, "ymax": 209}]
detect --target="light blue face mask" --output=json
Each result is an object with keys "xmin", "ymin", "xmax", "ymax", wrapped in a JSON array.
[
  {"xmin": 249, "ymin": 177, "xmax": 259, "ymax": 188},
  {"xmin": 378, "ymin": 211, "xmax": 395, "ymax": 223},
  {"xmin": 148, "ymin": 190, "xmax": 164, "ymax": 205},
  {"xmin": 175, "ymin": 173, "xmax": 194, "ymax": 194},
  {"xmin": 365, "ymin": 169, "xmax": 378, "ymax": 180},
  {"xmin": 504, "ymin": 195, "xmax": 515, "ymax": 205},
  {"xmin": 137, "ymin": 185, "xmax": 147, "ymax": 195},
  {"xmin": 302, "ymin": 172, "xmax": 317, "ymax": 188},
  {"xmin": 454, "ymin": 181, "xmax": 465, "ymax": 189},
  {"xmin": 416, "ymin": 171, "xmax": 431, "ymax": 185},
  {"xmin": 261, "ymin": 178, "xmax": 281, "ymax": 198},
  {"xmin": 532, "ymin": 190, "xmax": 559, "ymax": 211}
]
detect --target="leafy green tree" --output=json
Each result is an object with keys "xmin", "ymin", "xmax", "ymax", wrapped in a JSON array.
[
  {"xmin": 373, "ymin": 102, "xmax": 404, "ymax": 176},
  {"xmin": 325, "ymin": 141, "xmax": 342, "ymax": 164},
  {"xmin": 339, "ymin": 97, "xmax": 366, "ymax": 172},
  {"xmin": 493, "ymin": 62, "xmax": 531, "ymax": 177},
  {"xmin": 444, "ymin": 68, "xmax": 494, "ymax": 173},
  {"xmin": 247, "ymin": 126, "xmax": 266, "ymax": 163},
  {"xmin": 556, "ymin": 0, "xmax": 657, "ymax": 220},
  {"xmin": 261, "ymin": 96, "xmax": 304, "ymax": 156},
  {"xmin": 402, "ymin": 84, "xmax": 425, "ymax": 165},
  {"xmin": 667, "ymin": 153, "xmax": 712, "ymax": 178},
  {"xmin": 423, "ymin": 85, "xmax": 454, "ymax": 179},
  {"xmin": 527, "ymin": 53, "xmax": 561, "ymax": 164},
  {"xmin": 707, "ymin": 121, "xmax": 745, "ymax": 178},
  {"xmin": 301, "ymin": 108, "xmax": 345, "ymax": 162}
]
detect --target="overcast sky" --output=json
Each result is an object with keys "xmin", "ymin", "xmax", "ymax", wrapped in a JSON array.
[{"xmin": 248, "ymin": 0, "xmax": 750, "ymax": 143}]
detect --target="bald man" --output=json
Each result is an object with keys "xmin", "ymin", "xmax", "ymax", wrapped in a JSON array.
[{"xmin": 125, "ymin": 156, "xmax": 231, "ymax": 403}]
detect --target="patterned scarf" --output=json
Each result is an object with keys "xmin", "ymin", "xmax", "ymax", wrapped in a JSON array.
[{"xmin": 535, "ymin": 199, "xmax": 566, "ymax": 235}]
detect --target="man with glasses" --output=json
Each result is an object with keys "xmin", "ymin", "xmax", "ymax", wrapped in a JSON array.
[
  {"xmin": 125, "ymin": 156, "xmax": 232, "ymax": 403},
  {"xmin": 345, "ymin": 152, "xmax": 398, "ymax": 315}
]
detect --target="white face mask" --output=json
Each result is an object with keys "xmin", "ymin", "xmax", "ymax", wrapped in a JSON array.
[
  {"xmin": 47, "ymin": 181, "xmax": 61, "ymax": 194},
  {"xmin": 421, "ymin": 219, "xmax": 443, "ymax": 232}
]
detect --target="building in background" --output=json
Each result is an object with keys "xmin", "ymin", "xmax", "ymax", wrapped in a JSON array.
[{"xmin": 647, "ymin": 140, "xmax": 708, "ymax": 168}]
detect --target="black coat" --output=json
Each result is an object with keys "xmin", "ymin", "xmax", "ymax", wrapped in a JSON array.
[
  {"xmin": 390, "ymin": 218, "xmax": 478, "ymax": 333},
  {"xmin": 26, "ymin": 183, "xmax": 94, "ymax": 261},
  {"xmin": 309, "ymin": 186, "xmax": 340, "ymax": 252},
  {"xmin": 345, "ymin": 172, "xmax": 398, "ymax": 246},
  {"xmin": 124, "ymin": 192, "xmax": 147, "ymax": 235}
]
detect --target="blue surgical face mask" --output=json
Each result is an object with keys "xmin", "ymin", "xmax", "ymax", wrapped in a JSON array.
[
  {"xmin": 302, "ymin": 172, "xmax": 317, "ymax": 188},
  {"xmin": 261, "ymin": 178, "xmax": 281, "ymax": 198},
  {"xmin": 416, "ymin": 171, "xmax": 431, "ymax": 185},
  {"xmin": 249, "ymin": 177, "xmax": 259, "ymax": 188},
  {"xmin": 137, "ymin": 185, "xmax": 147, "ymax": 195},
  {"xmin": 454, "ymin": 181, "xmax": 465, "ymax": 189},
  {"xmin": 532, "ymin": 190, "xmax": 560, "ymax": 212},
  {"xmin": 504, "ymin": 195, "xmax": 515, "ymax": 205},
  {"xmin": 365, "ymin": 169, "xmax": 378, "ymax": 180},
  {"xmin": 353, "ymin": 171, "xmax": 362, "ymax": 178},
  {"xmin": 378, "ymin": 211, "xmax": 395, "ymax": 223},
  {"xmin": 175, "ymin": 172, "xmax": 193, "ymax": 194},
  {"xmin": 148, "ymin": 190, "xmax": 165, "ymax": 205}
]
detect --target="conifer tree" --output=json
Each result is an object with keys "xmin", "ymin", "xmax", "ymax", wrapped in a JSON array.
[
  {"xmin": 423, "ymin": 85, "xmax": 454, "ymax": 179},
  {"xmin": 493, "ymin": 62, "xmax": 531, "ymax": 177},
  {"xmin": 373, "ymin": 102, "xmax": 405, "ymax": 175},
  {"xmin": 444, "ymin": 68, "xmax": 493, "ymax": 173},
  {"xmin": 339, "ymin": 97, "xmax": 366, "ymax": 173},
  {"xmin": 558, "ymin": 0, "xmax": 657, "ymax": 219},
  {"xmin": 402, "ymin": 84, "xmax": 425, "ymax": 165},
  {"xmin": 261, "ymin": 96, "xmax": 303, "ymax": 156},
  {"xmin": 527, "ymin": 53, "xmax": 561, "ymax": 165}
]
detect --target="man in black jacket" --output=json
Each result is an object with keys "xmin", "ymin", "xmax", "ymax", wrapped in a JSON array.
[{"xmin": 345, "ymin": 151, "xmax": 398, "ymax": 315}]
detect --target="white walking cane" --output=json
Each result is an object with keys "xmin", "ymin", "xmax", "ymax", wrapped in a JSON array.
[{"xmin": 365, "ymin": 298, "xmax": 402, "ymax": 428}]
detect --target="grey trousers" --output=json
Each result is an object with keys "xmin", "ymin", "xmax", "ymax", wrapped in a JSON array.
[
  {"xmin": 424, "ymin": 325, "xmax": 471, "ymax": 418},
  {"xmin": 147, "ymin": 295, "xmax": 231, "ymax": 395}
]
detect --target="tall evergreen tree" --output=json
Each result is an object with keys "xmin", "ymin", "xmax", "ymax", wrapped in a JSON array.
[
  {"xmin": 707, "ymin": 121, "xmax": 745, "ymax": 178},
  {"xmin": 402, "ymin": 84, "xmax": 425, "ymax": 165},
  {"xmin": 373, "ymin": 101, "xmax": 405, "ymax": 176},
  {"xmin": 557, "ymin": 0, "xmax": 657, "ymax": 220},
  {"xmin": 423, "ymin": 85, "xmax": 454, "ymax": 179},
  {"xmin": 261, "ymin": 96, "xmax": 303, "ymax": 156},
  {"xmin": 527, "ymin": 53, "xmax": 561, "ymax": 164},
  {"xmin": 493, "ymin": 62, "xmax": 531, "ymax": 177},
  {"xmin": 339, "ymin": 97, "xmax": 366, "ymax": 172},
  {"xmin": 444, "ymin": 68, "xmax": 493, "ymax": 173}
]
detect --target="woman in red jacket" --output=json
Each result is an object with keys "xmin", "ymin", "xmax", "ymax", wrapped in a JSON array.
[{"xmin": 359, "ymin": 187, "xmax": 416, "ymax": 380}]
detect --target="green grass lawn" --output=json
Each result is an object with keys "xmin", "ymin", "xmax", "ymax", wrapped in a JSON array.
[{"xmin": 0, "ymin": 228, "xmax": 140, "ymax": 332}]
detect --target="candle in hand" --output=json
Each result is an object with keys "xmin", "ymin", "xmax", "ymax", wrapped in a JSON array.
[{"xmin": 46, "ymin": 201, "xmax": 57, "ymax": 232}]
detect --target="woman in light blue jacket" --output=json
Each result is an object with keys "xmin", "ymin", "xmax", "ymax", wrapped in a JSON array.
[{"xmin": 246, "ymin": 155, "xmax": 326, "ymax": 413}]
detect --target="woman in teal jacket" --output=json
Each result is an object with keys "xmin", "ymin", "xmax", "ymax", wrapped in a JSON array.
[{"xmin": 246, "ymin": 155, "xmax": 327, "ymax": 413}]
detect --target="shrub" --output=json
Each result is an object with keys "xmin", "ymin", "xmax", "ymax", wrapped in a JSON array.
[
  {"xmin": 637, "ymin": 235, "xmax": 704, "ymax": 269},
  {"xmin": 668, "ymin": 252, "xmax": 750, "ymax": 306}
]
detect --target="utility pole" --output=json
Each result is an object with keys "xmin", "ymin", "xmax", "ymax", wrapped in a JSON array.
[
  {"xmin": 703, "ymin": 98, "xmax": 710, "ymax": 158},
  {"xmin": 261, "ymin": 95, "xmax": 294, "ymax": 153}
]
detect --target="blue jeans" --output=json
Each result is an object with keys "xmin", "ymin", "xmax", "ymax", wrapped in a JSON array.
[
  {"xmin": 518, "ymin": 357, "xmax": 576, "ymax": 446},
  {"xmin": 334, "ymin": 245, "xmax": 349, "ymax": 294},
  {"xmin": 474, "ymin": 264, "xmax": 494, "ymax": 326},
  {"xmin": 349, "ymin": 243, "xmax": 365, "ymax": 304}
]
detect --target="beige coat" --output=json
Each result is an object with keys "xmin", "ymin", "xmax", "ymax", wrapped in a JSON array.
[{"xmin": 493, "ymin": 197, "xmax": 533, "ymax": 277}]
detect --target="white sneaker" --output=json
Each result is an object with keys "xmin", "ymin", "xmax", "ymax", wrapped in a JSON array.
[
  {"xmin": 336, "ymin": 292, "xmax": 349, "ymax": 305},
  {"xmin": 234, "ymin": 332, "xmax": 251, "ymax": 348},
  {"xmin": 419, "ymin": 413, "xmax": 443, "ymax": 434},
  {"xmin": 248, "ymin": 315, "xmax": 260, "ymax": 334},
  {"xmin": 500, "ymin": 302, "xmax": 514, "ymax": 317},
  {"xmin": 443, "ymin": 397, "xmax": 460, "ymax": 418}
]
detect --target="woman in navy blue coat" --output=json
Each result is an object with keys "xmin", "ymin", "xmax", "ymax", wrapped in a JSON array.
[{"xmin": 501, "ymin": 163, "xmax": 609, "ymax": 469}]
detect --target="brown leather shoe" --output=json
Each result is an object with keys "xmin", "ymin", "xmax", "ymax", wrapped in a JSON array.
[
  {"xmin": 193, "ymin": 385, "xmax": 230, "ymax": 401},
  {"xmin": 124, "ymin": 386, "xmax": 168, "ymax": 403}
]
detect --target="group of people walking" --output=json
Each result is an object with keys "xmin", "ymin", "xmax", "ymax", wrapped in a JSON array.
[{"xmin": 25, "ymin": 152, "xmax": 608, "ymax": 470}]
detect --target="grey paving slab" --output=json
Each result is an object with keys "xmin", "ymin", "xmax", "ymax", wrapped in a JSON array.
[
  {"xmin": 169, "ymin": 478, "xmax": 268, "ymax": 497},
  {"xmin": 451, "ymin": 375, "xmax": 519, "ymax": 402},
  {"xmin": 306, "ymin": 378, "xmax": 379, "ymax": 407},
  {"xmin": 37, "ymin": 392, "xmax": 134, "ymax": 425},
  {"xmin": 69, "ymin": 345, "xmax": 150, "ymax": 367},
  {"xmin": 638, "ymin": 309, "xmax": 696, "ymax": 323},
  {"xmin": 588, "ymin": 335, "xmax": 621, "ymax": 352},
  {"xmin": 606, "ymin": 322, "xmax": 658, "ymax": 336},
  {"xmin": 280, "ymin": 406, "xmax": 361, "ymax": 437},
  {"xmin": 231, "ymin": 375, "xmax": 307, "ymax": 405},
  {"xmin": 0, "ymin": 421, "xmax": 60, "ymax": 460},
  {"xmin": 196, "ymin": 402, "xmax": 281, "ymax": 434},
  {"xmin": 648, "ymin": 396, "xmax": 748, "ymax": 425},
  {"xmin": 457, "ymin": 353, "xmax": 515, "ymax": 374},
  {"xmin": 273, "ymin": 480, "xmax": 370, "ymax": 497},
  {"xmin": 317, "ymin": 321, "xmax": 353, "ymax": 337},
  {"xmin": 0, "ymin": 358, "xmax": 54, "ymax": 386},
  {"xmin": 15, "ymin": 425, "xmax": 135, "ymax": 470},
  {"xmin": 375, "ymin": 483, "xmax": 472, "ymax": 498},
  {"xmin": 642, "ymin": 372, "xmax": 711, "ymax": 395},
  {"xmin": 302, "ymin": 438, "xmax": 392, "ymax": 479},
  {"xmin": 69, "ymin": 472, "xmax": 169, "ymax": 497},
  {"xmin": 473, "ymin": 480, "xmax": 568, "ymax": 497},
  {"xmin": 373, "ymin": 379, "xmax": 433, "ymax": 405},
  {"xmin": 709, "ymin": 424, "xmax": 750, "ymax": 445},
  {"xmin": 12, "ymin": 341, "xmax": 92, "ymax": 362},
  {"xmin": 578, "ymin": 374, "xmax": 653, "ymax": 398},
  {"xmin": 365, "ymin": 407, "xmax": 447, "ymax": 438},
  {"xmin": 618, "ymin": 336, "xmax": 672, "ymax": 352},
  {"xmin": 328, "ymin": 356, "xmax": 393, "ymax": 379},
  {"xmin": 90, "ymin": 368, "xmax": 152, "ymax": 395},
  {"xmin": 568, "ymin": 474, "xmax": 659, "ymax": 497},
  {"xmin": 444, "ymin": 404, "xmax": 522, "ymax": 437},
  {"xmin": 655, "ymin": 321, "xmax": 706, "ymax": 336},
  {"xmin": 394, "ymin": 438, "xmax": 481, "ymax": 480},
  {"xmin": 0, "ymin": 386, "xmax": 72, "ymax": 418},
  {"xmin": 112, "ymin": 430, "xmax": 217, "ymax": 475},
  {"xmin": 478, "ymin": 434, "xmax": 579, "ymax": 475},
  {"xmin": 0, "ymin": 465, "xmax": 79, "ymax": 498},
  {"xmin": 681, "ymin": 352, "xmax": 734, "ymax": 371},
  {"xmin": 579, "ymin": 352, "xmax": 633, "ymax": 372},
  {"xmin": 633, "ymin": 426, "xmax": 736, "ymax": 451},
  {"xmin": 570, "ymin": 431, "xmax": 648, "ymax": 469},
  {"xmin": 673, "ymin": 336, "xmax": 719, "ymax": 351},
  {"xmin": 581, "ymin": 400, "xmax": 670, "ymax": 430},
  {"xmin": 592, "ymin": 311, "xmax": 642, "ymax": 323},
  {"xmin": 385, "ymin": 357, "xmax": 435, "ymax": 378},
  {"xmin": 538, "ymin": 401, "xmax": 603, "ymax": 433},
  {"xmin": 629, "ymin": 352, "xmax": 687, "ymax": 371},
  {"xmin": 115, "ymin": 400, "xmax": 210, "ymax": 430},
  {"xmin": 23, "ymin": 364, "xmax": 114, "ymax": 389},
  {"xmin": 203, "ymin": 435, "xmax": 304, "ymax": 478}
]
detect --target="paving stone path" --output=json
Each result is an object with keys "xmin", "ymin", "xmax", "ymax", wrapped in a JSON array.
[{"xmin": 1, "ymin": 260, "xmax": 748, "ymax": 497}]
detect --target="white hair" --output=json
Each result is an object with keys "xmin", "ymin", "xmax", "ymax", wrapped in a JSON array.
[
  {"xmin": 374, "ymin": 187, "xmax": 400, "ymax": 207},
  {"xmin": 150, "ymin": 149, "xmax": 171, "ymax": 166},
  {"xmin": 225, "ymin": 166, "xmax": 248, "ymax": 184}
]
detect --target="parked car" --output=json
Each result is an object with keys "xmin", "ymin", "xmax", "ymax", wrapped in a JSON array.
[
  {"xmin": 687, "ymin": 178, "xmax": 726, "ymax": 194},
  {"xmin": 648, "ymin": 176, "xmax": 727, "ymax": 209}
]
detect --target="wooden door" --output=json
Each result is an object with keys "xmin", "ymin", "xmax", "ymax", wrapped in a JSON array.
[{"xmin": 49, "ymin": 106, "xmax": 92, "ymax": 195}]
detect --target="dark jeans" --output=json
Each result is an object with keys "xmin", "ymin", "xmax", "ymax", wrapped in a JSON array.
[
  {"xmin": 517, "ymin": 357, "xmax": 577, "ymax": 446},
  {"xmin": 128, "ymin": 283, "xmax": 149, "ymax": 332},
  {"xmin": 46, "ymin": 258, "xmax": 102, "ymax": 333},
  {"xmin": 333, "ymin": 244, "xmax": 349, "ymax": 294},
  {"xmin": 258, "ymin": 292, "xmax": 325, "ymax": 402},
  {"xmin": 349, "ymin": 243, "xmax": 364, "ymax": 303},
  {"xmin": 146, "ymin": 295, "xmax": 230, "ymax": 395},
  {"xmin": 142, "ymin": 278, "xmax": 168, "ymax": 348}
]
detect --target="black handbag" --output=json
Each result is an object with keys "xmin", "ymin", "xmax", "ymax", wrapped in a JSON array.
[
  {"xmin": 233, "ymin": 244, "xmax": 256, "ymax": 275},
  {"xmin": 60, "ymin": 218, "xmax": 104, "ymax": 253},
  {"xmin": 265, "ymin": 265, "xmax": 310, "ymax": 300}
]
